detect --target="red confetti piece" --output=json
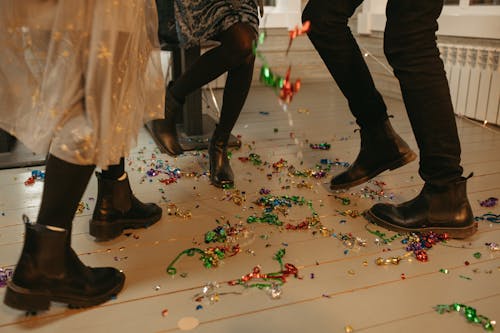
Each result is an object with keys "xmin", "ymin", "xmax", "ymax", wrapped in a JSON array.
[
  {"xmin": 159, "ymin": 177, "xmax": 177, "ymax": 185},
  {"xmin": 286, "ymin": 20, "xmax": 311, "ymax": 55},
  {"xmin": 414, "ymin": 249, "xmax": 428, "ymax": 262},
  {"xmin": 24, "ymin": 177, "xmax": 35, "ymax": 186},
  {"xmin": 228, "ymin": 263, "xmax": 298, "ymax": 286},
  {"xmin": 279, "ymin": 66, "xmax": 301, "ymax": 104}
]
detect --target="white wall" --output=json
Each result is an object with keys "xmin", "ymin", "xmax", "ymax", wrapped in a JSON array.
[
  {"xmin": 357, "ymin": 0, "xmax": 500, "ymax": 39},
  {"xmin": 261, "ymin": 0, "xmax": 302, "ymax": 29}
]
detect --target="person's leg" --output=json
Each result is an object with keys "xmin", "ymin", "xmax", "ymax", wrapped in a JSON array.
[
  {"xmin": 302, "ymin": 0, "xmax": 386, "ymax": 126},
  {"xmin": 91, "ymin": 157, "xmax": 162, "ymax": 241},
  {"xmin": 384, "ymin": 0, "xmax": 462, "ymax": 186},
  {"xmin": 4, "ymin": 154, "xmax": 125, "ymax": 311},
  {"xmin": 151, "ymin": 20, "xmax": 257, "ymax": 157},
  {"xmin": 101, "ymin": 156, "xmax": 125, "ymax": 180},
  {"xmin": 366, "ymin": 0, "xmax": 476, "ymax": 239},
  {"xmin": 36, "ymin": 154, "xmax": 95, "ymax": 231},
  {"xmin": 302, "ymin": 0, "xmax": 416, "ymax": 190},
  {"xmin": 209, "ymin": 22, "xmax": 256, "ymax": 187},
  {"xmin": 169, "ymin": 23, "xmax": 255, "ymax": 100}
]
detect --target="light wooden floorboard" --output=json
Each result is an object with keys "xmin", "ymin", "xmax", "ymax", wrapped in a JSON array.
[{"xmin": 0, "ymin": 82, "xmax": 499, "ymax": 333}]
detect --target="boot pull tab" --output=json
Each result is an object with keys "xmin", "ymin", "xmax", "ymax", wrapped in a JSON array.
[
  {"xmin": 466, "ymin": 172, "xmax": 474, "ymax": 180},
  {"xmin": 22, "ymin": 214, "xmax": 33, "ymax": 225}
]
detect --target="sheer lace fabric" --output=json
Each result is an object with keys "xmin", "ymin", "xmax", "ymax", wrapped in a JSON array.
[{"xmin": 0, "ymin": 0, "xmax": 165, "ymax": 168}]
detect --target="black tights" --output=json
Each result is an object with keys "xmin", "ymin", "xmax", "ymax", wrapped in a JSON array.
[
  {"xmin": 37, "ymin": 155, "xmax": 95, "ymax": 230},
  {"xmin": 170, "ymin": 22, "xmax": 256, "ymax": 141},
  {"xmin": 102, "ymin": 157, "xmax": 125, "ymax": 180}
]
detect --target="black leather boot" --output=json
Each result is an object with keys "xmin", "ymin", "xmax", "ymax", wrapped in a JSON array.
[
  {"xmin": 366, "ymin": 175, "xmax": 477, "ymax": 239},
  {"xmin": 90, "ymin": 172, "xmax": 162, "ymax": 241},
  {"xmin": 146, "ymin": 81, "xmax": 184, "ymax": 156},
  {"xmin": 330, "ymin": 119, "xmax": 417, "ymax": 190},
  {"xmin": 4, "ymin": 217, "xmax": 125, "ymax": 311},
  {"xmin": 209, "ymin": 133, "xmax": 234, "ymax": 188}
]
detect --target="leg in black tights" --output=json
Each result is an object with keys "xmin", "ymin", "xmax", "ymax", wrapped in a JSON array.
[
  {"xmin": 149, "ymin": 22, "xmax": 256, "ymax": 158},
  {"xmin": 101, "ymin": 157, "xmax": 125, "ymax": 180},
  {"xmin": 169, "ymin": 22, "xmax": 256, "ymax": 141},
  {"xmin": 169, "ymin": 22, "xmax": 256, "ymax": 187},
  {"xmin": 37, "ymin": 154, "xmax": 95, "ymax": 230},
  {"xmin": 215, "ymin": 36, "xmax": 255, "ymax": 140},
  {"xmin": 170, "ymin": 22, "xmax": 256, "ymax": 102}
]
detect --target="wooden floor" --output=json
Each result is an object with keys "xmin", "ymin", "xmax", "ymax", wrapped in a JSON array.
[{"xmin": 0, "ymin": 82, "xmax": 499, "ymax": 333}]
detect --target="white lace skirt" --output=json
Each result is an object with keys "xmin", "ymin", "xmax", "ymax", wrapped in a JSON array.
[{"xmin": 0, "ymin": 0, "xmax": 165, "ymax": 168}]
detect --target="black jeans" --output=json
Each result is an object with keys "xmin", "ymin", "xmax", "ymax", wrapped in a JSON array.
[{"xmin": 302, "ymin": 0, "xmax": 463, "ymax": 186}]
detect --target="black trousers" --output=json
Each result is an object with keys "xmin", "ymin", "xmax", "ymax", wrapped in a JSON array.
[{"xmin": 302, "ymin": 0, "xmax": 463, "ymax": 186}]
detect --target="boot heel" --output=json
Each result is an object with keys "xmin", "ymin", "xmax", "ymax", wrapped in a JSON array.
[
  {"xmin": 4, "ymin": 284, "xmax": 50, "ymax": 311},
  {"xmin": 89, "ymin": 220, "xmax": 123, "ymax": 241},
  {"xmin": 389, "ymin": 151, "xmax": 417, "ymax": 170}
]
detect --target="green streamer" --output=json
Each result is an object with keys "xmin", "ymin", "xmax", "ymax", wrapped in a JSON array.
[
  {"xmin": 364, "ymin": 223, "xmax": 401, "ymax": 244},
  {"xmin": 434, "ymin": 303, "xmax": 495, "ymax": 331},
  {"xmin": 166, "ymin": 248, "xmax": 205, "ymax": 275},
  {"xmin": 247, "ymin": 213, "xmax": 283, "ymax": 226},
  {"xmin": 273, "ymin": 248, "xmax": 286, "ymax": 271}
]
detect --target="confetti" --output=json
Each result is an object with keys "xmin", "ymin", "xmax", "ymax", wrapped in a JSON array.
[
  {"xmin": 309, "ymin": 142, "xmax": 331, "ymax": 150},
  {"xmin": 434, "ymin": 303, "xmax": 495, "ymax": 331},
  {"xmin": 0, "ymin": 267, "xmax": 14, "ymax": 288},
  {"xmin": 167, "ymin": 203, "xmax": 192, "ymax": 219},
  {"xmin": 166, "ymin": 245, "xmax": 241, "ymax": 275},
  {"xmin": 479, "ymin": 197, "xmax": 498, "ymax": 207},
  {"xmin": 375, "ymin": 252, "xmax": 412, "ymax": 266},
  {"xmin": 486, "ymin": 242, "xmax": 499, "ymax": 251},
  {"xmin": 475, "ymin": 213, "xmax": 500, "ymax": 224},
  {"xmin": 253, "ymin": 30, "xmax": 303, "ymax": 104},
  {"xmin": 228, "ymin": 249, "xmax": 299, "ymax": 297},
  {"xmin": 286, "ymin": 20, "xmax": 311, "ymax": 55}
]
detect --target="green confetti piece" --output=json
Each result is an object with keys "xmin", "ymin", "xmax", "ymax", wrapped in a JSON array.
[{"xmin": 435, "ymin": 303, "xmax": 495, "ymax": 331}]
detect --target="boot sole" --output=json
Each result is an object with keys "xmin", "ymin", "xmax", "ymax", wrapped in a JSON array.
[
  {"xmin": 364, "ymin": 209, "xmax": 478, "ymax": 239},
  {"xmin": 330, "ymin": 150, "xmax": 417, "ymax": 191},
  {"xmin": 89, "ymin": 212, "xmax": 162, "ymax": 241},
  {"xmin": 3, "ymin": 276, "xmax": 125, "ymax": 312}
]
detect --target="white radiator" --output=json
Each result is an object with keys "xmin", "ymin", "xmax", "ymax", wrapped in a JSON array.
[
  {"xmin": 168, "ymin": 43, "xmax": 500, "ymax": 124},
  {"xmin": 439, "ymin": 44, "xmax": 500, "ymax": 125}
]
